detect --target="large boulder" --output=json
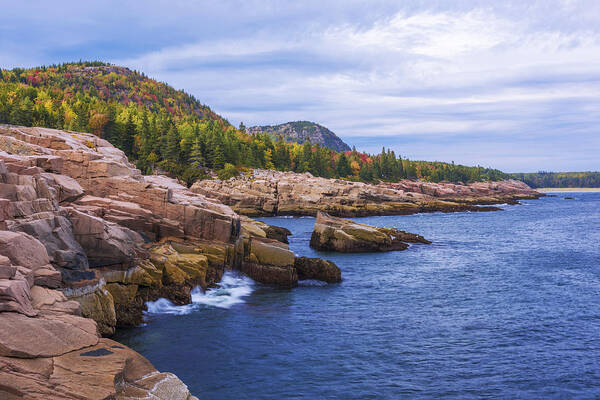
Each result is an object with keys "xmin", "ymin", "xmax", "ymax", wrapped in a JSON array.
[
  {"xmin": 40, "ymin": 172, "xmax": 84, "ymax": 203},
  {"xmin": 310, "ymin": 212, "xmax": 431, "ymax": 252},
  {"xmin": 240, "ymin": 263, "xmax": 298, "ymax": 288},
  {"xmin": 10, "ymin": 215, "xmax": 90, "ymax": 271},
  {"xmin": 0, "ymin": 337, "xmax": 198, "ymax": 400},
  {"xmin": 0, "ymin": 231, "xmax": 51, "ymax": 271},
  {"xmin": 67, "ymin": 208, "xmax": 146, "ymax": 269},
  {"xmin": 241, "ymin": 237, "xmax": 297, "ymax": 287},
  {"xmin": 0, "ymin": 278, "xmax": 36, "ymax": 316},
  {"xmin": 30, "ymin": 286, "xmax": 81, "ymax": 315},
  {"xmin": 294, "ymin": 257, "xmax": 341, "ymax": 283},
  {"xmin": 0, "ymin": 231, "xmax": 62, "ymax": 288},
  {"xmin": 247, "ymin": 238, "xmax": 295, "ymax": 267},
  {"xmin": 0, "ymin": 312, "xmax": 98, "ymax": 358},
  {"xmin": 240, "ymin": 216, "xmax": 291, "ymax": 244}
]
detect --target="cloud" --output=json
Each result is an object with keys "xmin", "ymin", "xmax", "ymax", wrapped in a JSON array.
[{"xmin": 1, "ymin": 0, "xmax": 599, "ymax": 171}]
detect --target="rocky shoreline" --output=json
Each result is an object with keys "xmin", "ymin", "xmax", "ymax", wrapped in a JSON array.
[
  {"xmin": 0, "ymin": 125, "xmax": 336, "ymax": 399},
  {"xmin": 191, "ymin": 169, "xmax": 542, "ymax": 217},
  {"xmin": 0, "ymin": 124, "xmax": 541, "ymax": 399}
]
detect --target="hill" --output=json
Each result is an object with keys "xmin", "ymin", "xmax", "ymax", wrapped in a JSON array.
[
  {"xmin": 510, "ymin": 172, "xmax": 600, "ymax": 188},
  {"xmin": 246, "ymin": 121, "xmax": 351, "ymax": 152},
  {"xmin": 0, "ymin": 61, "xmax": 506, "ymax": 185}
]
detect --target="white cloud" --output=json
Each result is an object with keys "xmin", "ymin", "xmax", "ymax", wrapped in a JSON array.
[{"xmin": 4, "ymin": 0, "xmax": 599, "ymax": 170}]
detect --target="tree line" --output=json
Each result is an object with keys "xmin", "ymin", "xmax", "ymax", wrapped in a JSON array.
[
  {"xmin": 510, "ymin": 172, "xmax": 600, "ymax": 188},
  {"xmin": 0, "ymin": 62, "xmax": 507, "ymax": 185}
]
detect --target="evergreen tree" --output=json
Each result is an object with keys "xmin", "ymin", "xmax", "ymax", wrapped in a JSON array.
[
  {"xmin": 211, "ymin": 144, "xmax": 225, "ymax": 169},
  {"xmin": 336, "ymin": 152, "xmax": 352, "ymax": 177},
  {"xmin": 138, "ymin": 110, "xmax": 151, "ymax": 156},
  {"xmin": 189, "ymin": 138, "xmax": 205, "ymax": 171},
  {"xmin": 359, "ymin": 162, "xmax": 374, "ymax": 182},
  {"xmin": 165, "ymin": 124, "xmax": 181, "ymax": 162},
  {"xmin": 121, "ymin": 113, "xmax": 136, "ymax": 157}
]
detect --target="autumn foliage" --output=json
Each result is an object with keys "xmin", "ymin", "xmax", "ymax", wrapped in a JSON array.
[{"xmin": 0, "ymin": 61, "xmax": 506, "ymax": 185}]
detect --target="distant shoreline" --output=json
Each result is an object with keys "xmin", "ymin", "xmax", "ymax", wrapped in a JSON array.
[{"xmin": 536, "ymin": 188, "xmax": 600, "ymax": 193}]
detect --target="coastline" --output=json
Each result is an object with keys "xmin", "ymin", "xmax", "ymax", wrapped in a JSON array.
[
  {"xmin": 0, "ymin": 124, "xmax": 544, "ymax": 399},
  {"xmin": 536, "ymin": 188, "xmax": 600, "ymax": 193}
]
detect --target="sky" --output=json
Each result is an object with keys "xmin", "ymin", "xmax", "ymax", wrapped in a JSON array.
[{"xmin": 1, "ymin": 0, "xmax": 599, "ymax": 172}]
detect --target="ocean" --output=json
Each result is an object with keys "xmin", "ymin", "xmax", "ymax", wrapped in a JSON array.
[{"xmin": 115, "ymin": 192, "xmax": 600, "ymax": 399}]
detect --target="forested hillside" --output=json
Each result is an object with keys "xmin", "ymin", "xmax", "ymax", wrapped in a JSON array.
[
  {"xmin": 0, "ymin": 62, "xmax": 506, "ymax": 185},
  {"xmin": 510, "ymin": 172, "xmax": 600, "ymax": 188}
]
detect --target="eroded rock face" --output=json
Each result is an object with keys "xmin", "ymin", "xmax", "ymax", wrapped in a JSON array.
[
  {"xmin": 0, "ymin": 125, "xmax": 341, "ymax": 399},
  {"xmin": 67, "ymin": 207, "xmax": 146, "ymax": 269},
  {"xmin": 192, "ymin": 169, "xmax": 542, "ymax": 217},
  {"xmin": 0, "ymin": 124, "xmax": 240, "ymax": 245},
  {"xmin": 0, "ymin": 125, "xmax": 244, "ymax": 398},
  {"xmin": 310, "ymin": 212, "xmax": 431, "ymax": 253}
]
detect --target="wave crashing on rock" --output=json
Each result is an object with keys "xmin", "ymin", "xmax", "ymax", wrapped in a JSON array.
[{"xmin": 145, "ymin": 272, "xmax": 255, "ymax": 315}]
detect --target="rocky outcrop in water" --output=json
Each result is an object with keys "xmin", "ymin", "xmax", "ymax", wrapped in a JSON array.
[
  {"xmin": 191, "ymin": 169, "xmax": 542, "ymax": 217},
  {"xmin": 239, "ymin": 216, "xmax": 342, "ymax": 286},
  {"xmin": 294, "ymin": 257, "xmax": 341, "ymax": 283},
  {"xmin": 310, "ymin": 212, "xmax": 431, "ymax": 253}
]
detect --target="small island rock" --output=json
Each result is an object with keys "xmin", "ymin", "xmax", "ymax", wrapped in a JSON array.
[{"xmin": 310, "ymin": 212, "xmax": 431, "ymax": 253}]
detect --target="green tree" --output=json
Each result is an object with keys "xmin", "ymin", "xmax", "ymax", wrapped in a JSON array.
[
  {"xmin": 336, "ymin": 152, "xmax": 352, "ymax": 177},
  {"xmin": 189, "ymin": 138, "xmax": 205, "ymax": 171},
  {"xmin": 165, "ymin": 124, "xmax": 181, "ymax": 162},
  {"xmin": 121, "ymin": 113, "xmax": 136, "ymax": 157}
]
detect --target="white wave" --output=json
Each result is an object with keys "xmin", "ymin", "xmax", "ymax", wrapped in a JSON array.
[
  {"xmin": 145, "ymin": 272, "xmax": 254, "ymax": 315},
  {"xmin": 191, "ymin": 273, "xmax": 254, "ymax": 308},
  {"xmin": 145, "ymin": 298, "xmax": 195, "ymax": 315}
]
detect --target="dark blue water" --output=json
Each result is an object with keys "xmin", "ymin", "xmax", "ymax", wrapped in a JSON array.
[{"xmin": 115, "ymin": 193, "xmax": 600, "ymax": 399}]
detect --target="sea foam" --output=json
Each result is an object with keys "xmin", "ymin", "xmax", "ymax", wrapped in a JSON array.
[{"xmin": 145, "ymin": 271, "xmax": 254, "ymax": 315}]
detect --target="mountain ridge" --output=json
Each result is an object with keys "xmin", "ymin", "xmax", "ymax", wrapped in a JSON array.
[{"xmin": 246, "ymin": 121, "xmax": 351, "ymax": 152}]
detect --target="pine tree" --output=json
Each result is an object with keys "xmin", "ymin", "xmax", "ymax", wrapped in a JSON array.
[
  {"xmin": 211, "ymin": 144, "xmax": 225, "ymax": 169},
  {"xmin": 121, "ymin": 113, "xmax": 136, "ymax": 157},
  {"xmin": 396, "ymin": 153, "xmax": 405, "ymax": 179},
  {"xmin": 165, "ymin": 124, "xmax": 180, "ymax": 162},
  {"xmin": 189, "ymin": 138, "xmax": 205, "ymax": 171},
  {"xmin": 359, "ymin": 162, "xmax": 374, "ymax": 182},
  {"xmin": 138, "ymin": 110, "xmax": 151, "ymax": 157},
  {"xmin": 273, "ymin": 135, "xmax": 291, "ymax": 170},
  {"xmin": 336, "ymin": 152, "xmax": 352, "ymax": 177}
]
